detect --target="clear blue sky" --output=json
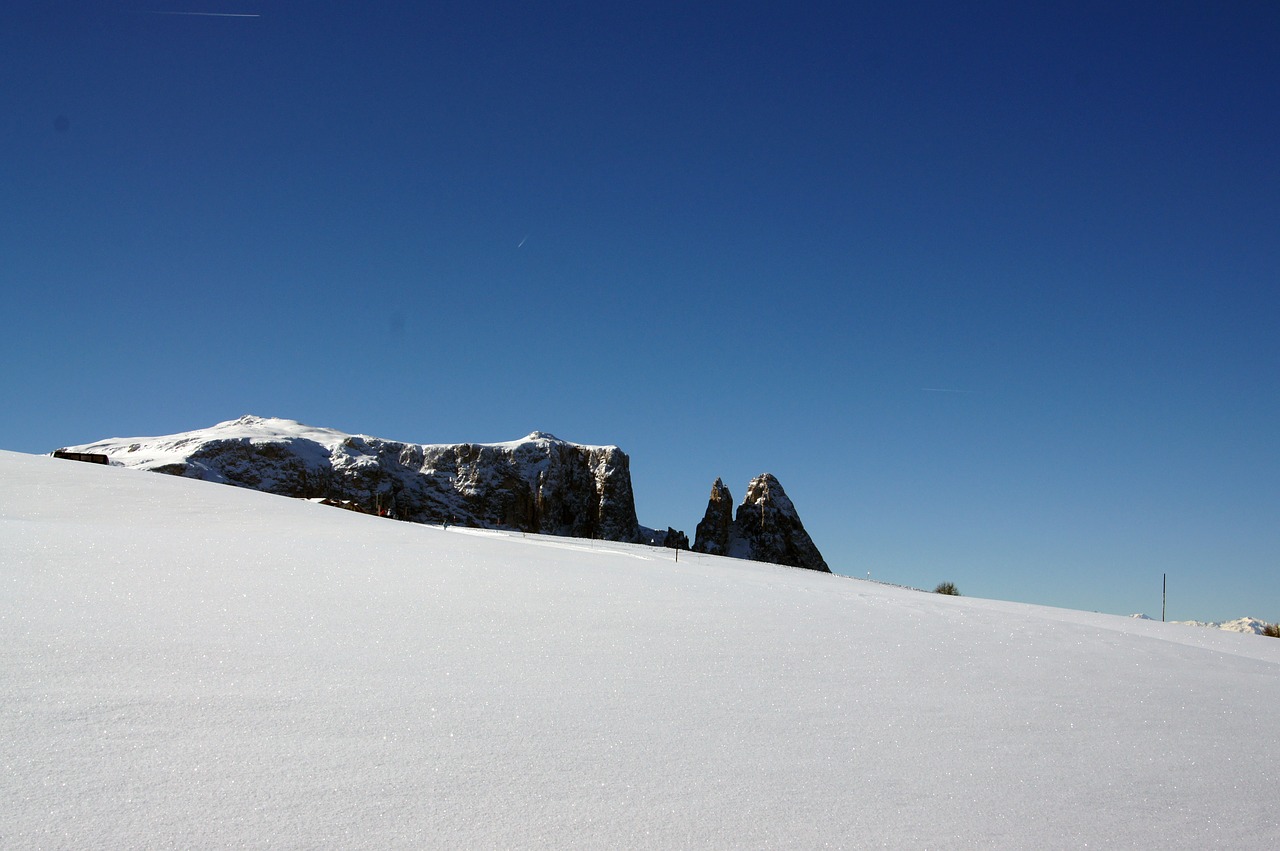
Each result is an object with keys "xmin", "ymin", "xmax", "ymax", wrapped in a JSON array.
[{"xmin": 4, "ymin": 1, "xmax": 1277, "ymax": 622}]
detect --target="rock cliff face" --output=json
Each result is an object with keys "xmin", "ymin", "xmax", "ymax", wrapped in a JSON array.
[
  {"xmin": 692, "ymin": 478, "xmax": 735, "ymax": 556},
  {"xmin": 62, "ymin": 417, "xmax": 642, "ymax": 543},
  {"xmin": 733, "ymin": 474, "xmax": 829, "ymax": 572},
  {"xmin": 693, "ymin": 473, "xmax": 829, "ymax": 572}
]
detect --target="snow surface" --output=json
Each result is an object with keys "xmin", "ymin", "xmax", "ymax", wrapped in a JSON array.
[
  {"xmin": 63, "ymin": 415, "xmax": 351, "ymax": 470},
  {"xmin": 4, "ymin": 450, "xmax": 1280, "ymax": 848}
]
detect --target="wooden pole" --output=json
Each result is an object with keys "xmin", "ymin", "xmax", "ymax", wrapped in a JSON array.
[{"xmin": 1162, "ymin": 573, "xmax": 1167, "ymax": 622}]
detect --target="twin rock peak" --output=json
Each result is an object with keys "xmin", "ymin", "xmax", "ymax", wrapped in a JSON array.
[{"xmin": 689, "ymin": 475, "xmax": 829, "ymax": 572}]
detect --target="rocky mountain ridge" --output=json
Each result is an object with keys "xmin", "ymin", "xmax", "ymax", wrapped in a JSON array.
[
  {"xmin": 63, "ymin": 416, "xmax": 641, "ymax": 542},
  {"xmin": 59, "ymin": 416, "xmax": 829, "ymax": 571}
]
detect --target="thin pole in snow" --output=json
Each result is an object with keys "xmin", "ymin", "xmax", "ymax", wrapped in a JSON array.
[{"xmin": 1162, "ymin": 573, "xmax": 1167, "ymax": 622}]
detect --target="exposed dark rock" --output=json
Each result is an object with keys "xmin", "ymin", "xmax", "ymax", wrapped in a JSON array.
[
  {"xmin": 331, "ymin": 436, "xmax": 643, "ymax": 540},
  {"xmin": 733, "ymin": 473, "xmax": 829, "ymax": 572},
  {"xmin": 692, "ymin": 478, "xmax": 735, "ymax": 556},
  {"xmin": 692, "ymin": 473, "xmax": 828, "ymax": 571},
  {"xmin": 663, "ymin": 528, "xmax": 690, "ymax": 550}
]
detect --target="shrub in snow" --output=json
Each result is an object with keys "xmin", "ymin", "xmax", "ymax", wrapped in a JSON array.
[
  {"xmin": 934, "ymin": 581, "xmax": 960, "ymax": 596},
  {"xmin": 1263, "ymin": 622, "xmax": 1280, "ymax": 638}
]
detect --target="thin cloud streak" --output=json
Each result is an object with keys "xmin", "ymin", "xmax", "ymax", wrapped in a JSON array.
[{"xmin": 143, "ymin": 11, "xmax": 261, "ymax": 17}]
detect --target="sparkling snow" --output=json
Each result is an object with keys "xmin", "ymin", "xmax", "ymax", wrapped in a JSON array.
[{"xmin": 3, "ymin": 450, "xmax": 1278, "ymax": 848}]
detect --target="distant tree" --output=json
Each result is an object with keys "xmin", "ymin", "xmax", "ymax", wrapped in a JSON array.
[
  {"xmin": 1262, "ymin": 622, "xmax": 1280, "ymax": 638},
  {"xmin": 934, "ymin": 581, "xmax": 960, "ymax": 596}
]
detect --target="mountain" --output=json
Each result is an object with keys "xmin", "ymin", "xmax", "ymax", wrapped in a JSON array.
[
  {"xmin": 1175, "ymin": 616, "xmax": 1275, "ymax": 635},
  {"xmin": 692, "ymin": 477, "xmax": 735, "ymax": 555},
  {"xmin": 1131, "ymin": 614, "xmax": 1276, "ymax": 634},
  {"xmin": 61, "ymin": 415, "xmax": 642, "ymax": 542},
  {"xmin": 5, "ymin": 448, "xmax": 1280, "ymax": 847},
  {"xmin": 1198, "ymin": 614, "xmax": 1280, "ymax": 634},
  {"xmin": 59, "ymin": 416, "xmax": 837, "ymax": 571},
  {"xmin": 692, "ymin": 474, "xmax": 829, "ymax": 571}
]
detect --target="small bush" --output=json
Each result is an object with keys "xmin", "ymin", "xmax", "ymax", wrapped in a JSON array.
[
  {"xmin": 1263, "ymin": 622, "xmax": 1280, "ymax": 638},
  {"xmin": 934, "ymin": 581, "xmax": 960, "ymax": 596}
]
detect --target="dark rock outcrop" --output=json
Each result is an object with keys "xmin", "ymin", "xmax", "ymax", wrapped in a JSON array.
[
  {"xmin": 662, "ymin": 528, "xmax": 690, "ymax": 550},
  {"xmin": 692, "ymin": 478, "xmax": 735, "ymax": 556},
  {"xmin": 399, "ymin": 435, "xmax": 641, "ymax": 540},
  {"xmin": 733, "ymin": 474, "xmax": 829, "ymax": 571},
  {"xmin": 693, "ymin": 473, "xmax": 828, "ymax": 572}
]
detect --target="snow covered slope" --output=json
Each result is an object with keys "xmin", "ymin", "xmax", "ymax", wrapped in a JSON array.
[{"xmin": 4, "ymin": 450, "xmax": 1279, "ymax": 848}]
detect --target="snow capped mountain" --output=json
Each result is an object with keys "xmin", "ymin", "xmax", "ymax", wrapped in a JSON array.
[
  {"xmin": 5, "ymin": 449, "xmax": 1280, "ymax": 847},
  {"xmin": 1131, "ymin": 613, "xmax": 1276, "ymax": 634},
  {"xmin": 59, "ymin": 416, "xmax": 832, "ymax": 573},
  {"xmin": 61, "ymin": 415, "xmax": 643, "ymax": 542},
  {"xmin": 1174, "ymin": 616, "xmax": 1276, "ymax": 634}
]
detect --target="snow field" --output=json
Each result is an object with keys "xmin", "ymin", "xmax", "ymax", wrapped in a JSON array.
[{"xmin": 2, "ymin": 450, "xmax": 1278, "ymax": 848}]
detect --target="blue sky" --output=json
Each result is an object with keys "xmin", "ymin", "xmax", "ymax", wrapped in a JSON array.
[{"xmin": 4, "ymin": 1, "xmax": 1277, "ymax": 622}]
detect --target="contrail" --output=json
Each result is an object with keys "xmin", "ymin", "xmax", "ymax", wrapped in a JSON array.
[
  {"xmin": 922, "ymin": 387, "xmax": 974, "ymax": 394},
  {"xmin": 144, "ymin": 11, "xmax": 261, "ymax": 17},
  {"xmin": 517, "ymin": 234, "xmax": 529, "ymax": 248}
]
